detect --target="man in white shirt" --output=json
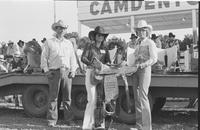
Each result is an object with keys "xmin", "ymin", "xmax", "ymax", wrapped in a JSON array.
[{"xmin": 40, "ymin": 20, "xmax": 78, "ymax": 127}]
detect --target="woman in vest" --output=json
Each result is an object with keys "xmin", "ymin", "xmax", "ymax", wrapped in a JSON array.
[{"xmin": 131, "ymin": 20, "xmax": 157, "ymax": 130}]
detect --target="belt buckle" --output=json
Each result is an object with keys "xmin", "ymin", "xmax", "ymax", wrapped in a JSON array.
[{"xmin": 60, "ymin": 67, "xmax": 68, "ymax": 71}]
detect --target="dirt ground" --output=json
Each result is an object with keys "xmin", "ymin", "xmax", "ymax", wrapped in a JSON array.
[{"xmin": 0, "ymin": 99, "xmax": 198, "ymax": 130}]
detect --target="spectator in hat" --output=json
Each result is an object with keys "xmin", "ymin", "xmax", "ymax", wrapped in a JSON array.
[
  {"xmin": 130, "ymin": 20, "xmax": 157, "ymax": 130},
  {"xmin": 6, "ymin": 40, "xmax": 20, "ymax": 57},
  {"xmin": 166, "ymin": 32, "xmax": 181, "ymax": 71},
  {"xmin": 17, "ymin": 40, "xmax": 25, "ymax": 56},
  {"xmin": 128, "ymin": 33, "xmax": 138, "ymax": 49},
  {"xmin": 126, "ymin": 34, "xmax": 138, "ymax": 66},
  {"xmin": 40, "ymin": 20, "xmax": 77, "ymax": 127},
  {"xmin": 166, "ymin": 32, "xmax": 179, "ymax": 48},
  {"xmin": 9, "ymin": 53, "xmax": 23, "ymax": 73},
  {"xmin": 81, "ymin": 26, "xmax": 111, "ymax": 130},
  {"xmin": 151, "ymin": 34, "xmax": 162, "ymax": 48}
]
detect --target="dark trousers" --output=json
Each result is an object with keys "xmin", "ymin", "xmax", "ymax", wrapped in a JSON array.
[{"xmin": 47, "ymin": 68, "xmax": 74, "ymax": 124}]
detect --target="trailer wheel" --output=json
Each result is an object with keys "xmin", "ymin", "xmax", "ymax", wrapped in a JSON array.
[
  {"xmin": 71, "ymin": 86, "xmax": 87, "ymax": 119},
  {"xmin": 22, "ymin": 85, "xmax": 48, "ymax": 117},
  {"xmin": 118, "ymin": 89, "xmax": 154, "ymax": 124}
]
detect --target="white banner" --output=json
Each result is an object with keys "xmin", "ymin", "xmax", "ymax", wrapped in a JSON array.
[{"xmin": 78, "ymin": 1, "xmax": 198, "ymax": 21}]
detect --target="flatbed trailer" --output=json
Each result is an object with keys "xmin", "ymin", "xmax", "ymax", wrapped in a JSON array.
[{"xmin": 0, "ymin": 72, "xmax": 197, "ymax": 124}]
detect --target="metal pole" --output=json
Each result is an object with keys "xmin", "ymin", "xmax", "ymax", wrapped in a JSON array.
[
  {"xmin": 192, "ymin": 9, "xmax": 197, "ymax": 45},
  {"xmin": 54, "ymin": 0, "xmax": 56, "ymax": 23},
  {"xmin": 130, "ymin": 16, "xmax": 135, "ymax": 34},
  {"xmin": 78, "ymin": 20, "xmax": 81, "ymax": 37}
]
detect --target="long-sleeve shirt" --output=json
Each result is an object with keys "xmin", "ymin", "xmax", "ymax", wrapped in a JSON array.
[
  {"xmin": 40, "ymin": 36, "xmax": 78, "ymax": 73},
  {"xmin": 134, "ymin": 38, "xmax": 157, "ymax": 67},
  {"xmin": 81, "ymin": 44, "xmax": 110, "ymax": 67},
  {"xmin": 6, "ymin": 44, "xmax": 20, "ymax": 56}
]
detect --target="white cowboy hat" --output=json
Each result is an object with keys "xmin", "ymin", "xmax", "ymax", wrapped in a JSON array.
[
  {"xmin": 8, "ymin": 40, "xmax": 14, "ymax": 45},
  {"xmin": 134, "ymin": 20, "xmax": 152, "ymax": 31},
  {"xmin": 51, "ymin": 20, "xmax": 68, "ymax": 31}
]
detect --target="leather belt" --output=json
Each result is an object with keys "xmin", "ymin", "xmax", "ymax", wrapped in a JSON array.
[
  {"xmin": 49, "ymin": 68, "xmax": 60, "ymax": 71},
  {"xmin": 49, "ymin": 66, "xmax": 69, "ymax": 71}
]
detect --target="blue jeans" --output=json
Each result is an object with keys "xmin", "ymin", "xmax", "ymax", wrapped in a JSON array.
[
  {"xmin": 46, "ymin": 68, "xmax": 74, "ymax": 124},
  {"xmin": 132, "ymin": 66, "xmax": 152, "ymax": 130}
]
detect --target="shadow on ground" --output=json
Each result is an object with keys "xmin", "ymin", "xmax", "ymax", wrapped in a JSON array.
[{"xmin": 0, "ymin": 102, "xmax": 198, "ymax": 130}]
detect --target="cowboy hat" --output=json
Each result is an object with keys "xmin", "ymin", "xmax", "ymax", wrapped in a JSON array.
[
  {"xmin": 93, "ymin": 26, "xmax": 109, "ymax": 38},
  {"xmin": 134, "ymin": 20, "xmax": 152, "ymax": 31},
  {"xmin": 51, "ymin": 20, "xmax": 68, "ymax": 31},
  {"xmin": 8, "ymin": 40, "xmax": 14, "ymax": 45},
  {"xmin": 17, "ymin": 40, "xmax": 24, "ymax": 46},
  {"xmin": 151, "ymin": 34, "xmax": 159, "ymax": 40},
  {"xmin": 169, "ymin": 32, "xmax": 175, "ymax": 38},
  {"xmin": 130, "ymin": 34, "xmax": 138, "ymax": 39}
]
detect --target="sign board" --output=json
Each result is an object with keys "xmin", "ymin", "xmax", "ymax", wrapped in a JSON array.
[
  {"xmin": 78, "ymin": 1, "xmax": 198, "ymax": 21},
  {"xmin": 104, "ymin": 75, "xmax": 118, "ymax": 103},
  {"xmin": 193, "ymin": 51, "xmax": 198, "ymax": 59}
]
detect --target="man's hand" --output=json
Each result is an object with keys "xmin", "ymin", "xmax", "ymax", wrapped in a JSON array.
[
  {"xmin": 45, "ymin": 71, "xmax": 54, "ymax": 79},
  {"xmin": 68, "ymin": 71, "xmax": 76, "ymax": 78},
  {"xmin": 139, "ymin": 63, "xmax": 147, "ymax": 69},
  {"xmin": 91, "ymin": 57, "xmax": 102, "ymax": 70}
]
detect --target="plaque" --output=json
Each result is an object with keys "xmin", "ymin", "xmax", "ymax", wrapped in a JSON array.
[{"xmin": 104, "ymin": 75, "xmax": 118, "ymax": 103}]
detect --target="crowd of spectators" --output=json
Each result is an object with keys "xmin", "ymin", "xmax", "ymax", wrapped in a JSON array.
[
  {"xmin": 0, "ymin": 38, "xmax": 46, "ymax": 73},
  {"xmin": 0, "ymin": 38, "xmax": 45, "ymax": 107},
  {"xmin": 0, "ymin": 31, "xmax": 184, "ymax": 75}
]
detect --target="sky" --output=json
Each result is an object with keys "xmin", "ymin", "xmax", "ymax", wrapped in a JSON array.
[{"xmin": 0, "ymin": 0, "xmax": 195, "ymax": 44}]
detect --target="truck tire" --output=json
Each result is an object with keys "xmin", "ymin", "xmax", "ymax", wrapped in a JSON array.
[
  {"xmin": 22, "ymin": 85, "xmax": 48, "ymax": 117},
  {"xmin": 71, "ymin": 86, "xmax": 87, "ymax": 119},
  {"xmin": 152, "ymin": 97, "xmax": 166, "ymax": 112},
  {"xmin": 118, "ymin": 89, "xmax": 154, "ymax": 124}
]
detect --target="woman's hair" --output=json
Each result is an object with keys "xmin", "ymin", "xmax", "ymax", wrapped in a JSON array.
[
  {"xmin": 94, "ymin": 33, "xmax": 107, "ymax": 49},
  {"xmin": 88, "ymin": 31, "xmax": 95, "ymax": 41}
]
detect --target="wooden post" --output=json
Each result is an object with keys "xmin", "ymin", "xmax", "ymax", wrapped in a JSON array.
[
  {"xmin": 78, "ymin": 20, "xmax": 82, "ymax": 37},
  {"xmin": 130, "ymin": 16, "xmax": 135, "ymax": 34},
  {"xmin": 192, "ymin": 9, "xmax": 197, "ymax": 46}
]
